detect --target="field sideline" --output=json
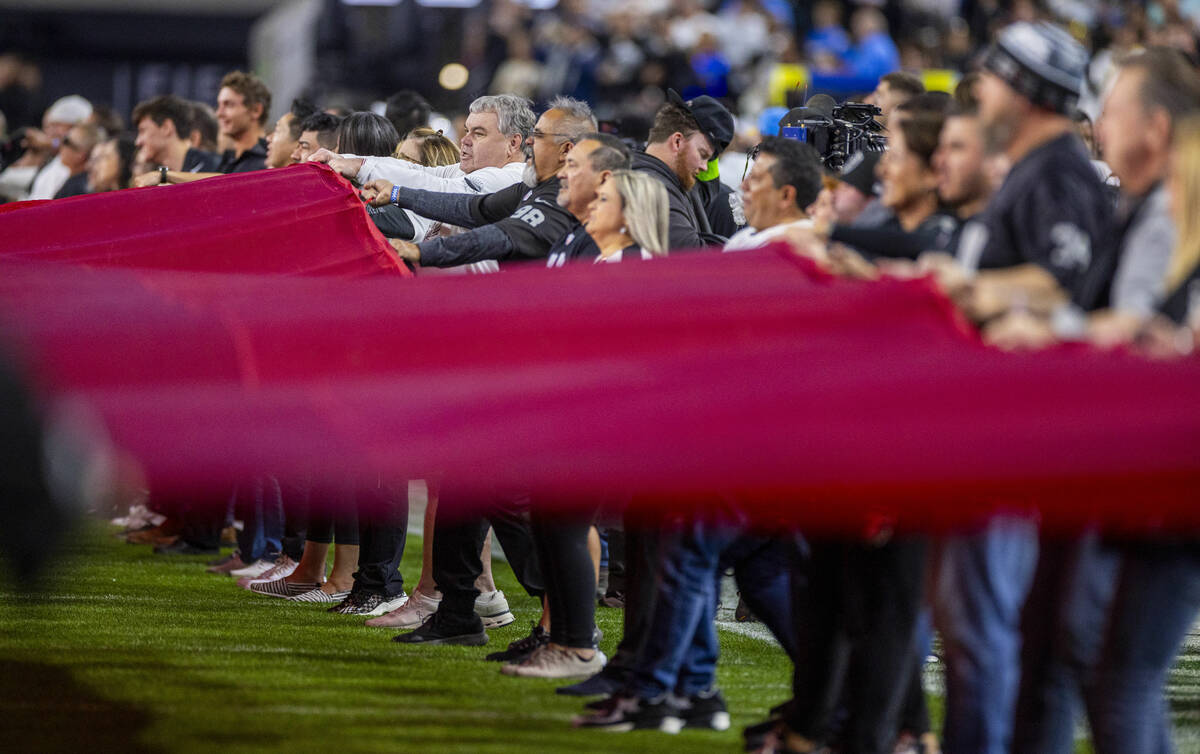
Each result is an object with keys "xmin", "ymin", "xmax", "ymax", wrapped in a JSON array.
[{"xmin": 1, "ymin": 516, "xmax": 1197, "ymax": 753}]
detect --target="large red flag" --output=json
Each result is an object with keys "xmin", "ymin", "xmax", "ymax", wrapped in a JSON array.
[
  {"xmin": 0, "ymin": 247, "xmax": 1196, "ymax": 534},
  {"xmin": 0, "ymin": 163, "xmax": 408, "ymax": 278}
]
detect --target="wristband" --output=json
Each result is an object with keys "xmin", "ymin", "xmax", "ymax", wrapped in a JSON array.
[{"xmin": 390, "ymin": 185, "xmax": 400, "ymax": 205}]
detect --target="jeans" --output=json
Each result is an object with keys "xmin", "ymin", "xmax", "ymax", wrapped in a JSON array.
[
  {"xmin": 1013, "ymin": 531, "xmax": 1120, "ymax": 754},
  {"xmin": 630, "ymin": 511, "xmax": 797, "ymax": 699},
  {"xmin": 931, "ymin": 517, "xmax": 1038, "ymax": 754},
  {"xmin": 233, "ymin": 477, "xmax": 283, "ymax": 563},
  {"xmin": 1084, "ymin": 544, "xmax": 1200, "ymax": 754}
]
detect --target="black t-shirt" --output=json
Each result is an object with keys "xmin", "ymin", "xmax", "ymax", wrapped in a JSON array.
[
  {"xmin": 546, "ymin": 224, "xmax": 601, "ymax": 267},
  {"xmin": 471, "ymin": 179, "xmax": 576, "ymax": 259},
  {"xmin": 955, "ymin": 133, "xmax": 1114, "ymax": 310},
  {"xmin": 217, "ymin": 138, "xmax": 268, "ymax": 174},
  {"xmin": 183, "ymin": 148, "xmax": 221, "ymax": 173},
  {"xmin": 697, "ymin": 178, "xmax": 744, "ymax": 240}
]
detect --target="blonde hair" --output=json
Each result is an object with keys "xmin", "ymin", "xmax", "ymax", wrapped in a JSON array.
[
  {"xmin": 608, "ymin": 170, "xmax": 670, "ymax": 257},
  {"xmin": 1168, "ymin": 116, "xmax": 1200, "ymax": 291},
  {"xmin": 394, "ymin": 126, "xmax": 460, "ymax": 167}
]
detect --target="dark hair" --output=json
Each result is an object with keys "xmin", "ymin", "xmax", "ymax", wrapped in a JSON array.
[
  {"xmin": 647, "ymin": 101, "xmax": 702, "ymax": 145},
  {"xmin": 89, "ymin": 104, "xmax": 125, "ymax": 139},
  {"xmin": 880, "ymin": 71, "xmax": 925, "ymax": 98},
  {"xmin": 219, "ymin": 70, "xmax": 272, "ymax": 126},
  {"xmin": 385, "ymin": 90, "xmax": 432, "ymax": 140},
  {"xmin": 288, "ymin": 99, "xmax": 319, "ymax": 141},
  {"xmin": 579, "ymin": 132, "xmax": 632, "ymax": 171},
  {"xmin": 896, "ymin": 110, "xmax": 945, "ymax": 169},
  {"xmin": 110, "ymin": 134, "xmax": 138, "ymax": 190},
  {"xmin": 300, "ymin": 112, "xmax": 342, "ymax": 150},
  {"xmin": 131, "ymin": 95, "xmax": 193, "ymax": 137},
  {"xmin": 756, "ymin": 136, "xmax": 824, "ymax": 210},
  {"xmin": 1116, "ymin": 46, "xmax": 1200, "ymax": 131},
  {"xmin": 954, "ymin": 72, "xmax": 981, "ymax": 111},
  {"xmin": 896, "ymin": 91, "xmax": 952, "ymax": 116},
  {"xmin": 335, "ymin": 112, "xmax": 399, "ymax": 156},
  {"xmin": 189, "ymin": 102, "xmax": 219, "ymax": 151}
]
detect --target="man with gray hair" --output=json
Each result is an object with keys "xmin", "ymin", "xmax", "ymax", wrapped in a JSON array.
[
  {"xmin": 311, "ymin": 94, "xmax": 535, "ymax": 261},
  {"xmin": 0, "ymin": 94, "xmax": 92, "ymax": 201},
  {"xmin": 361, "ymin": 96, "xmax": 596, "ymax": 269}
]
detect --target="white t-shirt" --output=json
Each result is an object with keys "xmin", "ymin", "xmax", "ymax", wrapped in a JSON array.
[{"xmin": 723, "ymin": 218, "xmax": 814, "ymax": 252}]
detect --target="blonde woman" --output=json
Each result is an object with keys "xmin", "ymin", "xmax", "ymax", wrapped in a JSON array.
[
  {"xmin": 367, "ymin": 127, "xmax": 461, "ymax": 242},
  {"xmin": 394, "ymin": 127, "xmax": 459, "ymax": 167},
  {"xmin": 584, "ymin": 169, "xmax": 670, "ymax": 261}
]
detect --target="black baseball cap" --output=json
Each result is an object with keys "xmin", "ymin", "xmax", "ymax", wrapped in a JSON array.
[
  {"xmin": 666, "ymin": 89, "xmax": 735, "ymax": 155},
  {"xmin": 838, "ymin": 150, "xmax": 882, "ymax": 197}
]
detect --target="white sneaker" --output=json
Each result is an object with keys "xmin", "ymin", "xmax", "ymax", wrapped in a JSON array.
[
  {"xmin": 363, "ymin": 588, "xmax": 441, "ymax": 628},
  {"xmin": 237, "ymin": 555, "xmax": 298, "ymax": 589},
  {"xmin": 475, "ymin": 589, "xmax": 515, "ymax": 629},
  {"xmin": 502, "ymin": 646, "xmax": 607, "ymax": 679},
  {"xmin": 229, "ymin": 558, "xmax": 277, "ymax": 579}
]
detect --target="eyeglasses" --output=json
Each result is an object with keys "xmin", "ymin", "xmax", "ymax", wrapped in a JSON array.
[
  {"xmin": 531, "ymin": 130, "xmax": 569, "ymax": 141},
  {"xmin": 62, "ymin": 137, "xmax": 80, "ymax": 151}
]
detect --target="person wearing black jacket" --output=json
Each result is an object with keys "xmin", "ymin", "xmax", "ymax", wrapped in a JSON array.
[
  {"xmin": 366, "ymin": 99, "xmax": 596, "ymax": 269},
  {"xmin": 635, "ymin": 90, "xmax": 735, "ymax": 250},
  {"xmin": 546, "ymin": 133, "xmax": 632, "ymax": 266}
]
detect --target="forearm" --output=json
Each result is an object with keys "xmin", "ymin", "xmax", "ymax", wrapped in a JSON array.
[
  {"xmin": 830, "ymin": 225, "xmax": 925, "ymax": 260},
  {"xmin": 417, "ymin": 225, "xmax": 515, "ymax": 267},
  {"xmin": 394, "ymin": 186, "xmax": 482, "ymax": 229}
]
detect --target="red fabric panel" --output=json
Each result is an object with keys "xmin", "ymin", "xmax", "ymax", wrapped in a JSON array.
[
  {"xmin": 0, "ymin": 163, "xmax": 408, "ymax": 278},
  {"xmin": 1, "ymin": 246, "xmax": 1197, "ymax": 533}
]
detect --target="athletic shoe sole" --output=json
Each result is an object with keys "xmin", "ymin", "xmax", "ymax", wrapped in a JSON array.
[{"xmin": 393, "ymin": 631, "xmax": 489, "ymax": 646}]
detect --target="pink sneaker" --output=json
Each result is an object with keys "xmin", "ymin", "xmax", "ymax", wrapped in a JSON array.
[
  {"xmin": 364, "ymin": 588, "xmax": 441, "ymax": 628},
  {"xmin": 238, "ymin": 555, "xmax": 298, "ymax": 589}
]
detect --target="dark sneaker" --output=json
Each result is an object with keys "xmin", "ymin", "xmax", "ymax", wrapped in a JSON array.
[
  {"xmin": 681, "ymin": 688, "xmax": 731, "ymax": 731},
  {"xmin": 393, "ymin": 614, "xmax": 488, "ymax": 646},
  {"xmin": 484, "ymin": 624, "xmax": 548, "ymax": 663},
  {"xmin": 573, "ymin": 694, "xmax": 683, "ymax": 733},
  {"xmin": 557, "ymin": 665, "xmax": 627, "ymax": 697},
  {"xmin": 735, "ymin": 596, "xmax": 758, "ymax": 623},
  {"xmin": 328, "ymin": 592, "xmax": 407, "ymax": 616},
  {"xmin": 153, "ymin": 539, "xmax": 219, "ymax": 556}
]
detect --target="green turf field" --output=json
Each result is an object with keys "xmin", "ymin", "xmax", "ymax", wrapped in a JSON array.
[{"xmin": 2, "ymin": 519, "xmax": 1197, "ymax": 753}]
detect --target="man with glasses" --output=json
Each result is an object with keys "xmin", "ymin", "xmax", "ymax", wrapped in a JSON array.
[{"xmin": 360, "ymin": 97, "xmax": 595, "ymax": 269}]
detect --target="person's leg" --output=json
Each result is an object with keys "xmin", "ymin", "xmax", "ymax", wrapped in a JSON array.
[
  {"xmin": 728, "ymin": 531, "xmax": 797, "ymax": 659},
  {"xmin": 1013, "ymin": 532, "xmax": 1119, "ymax": 754},
  {"xmin": 531, "ymin": 507, "xmax": 596, "ymax": 651},
  {"xmin": 279, "ymin": 480, "xmax": 308, "ymax": 562},
  {"xmin": 234, "ymin": 483, "xmax": 265, "ymax": 562},
  {"xmin": 932, "ymin": 517, "xmax": 1038, "ymax": 754},
  {"xmin": 782, "ymin": 538, "xmax": 850, "ymax": 748},
  {"xmin": 839, "ymin": 538, "xmax": 927, "ymax": 754},
  {"xmin": 477, "ymin": 533, "xmax": 498, "ymax": 593},
  {"xmin": 351, "ymin": 482, "xmax": 408, "ymax": 599},
  {"xmin": 415, "ymin": 479, "xmax": 490, "ymax": 636},
  {"xmin": 1085, "ymin": 546, "xmax": 1200, "ymax": 754}
]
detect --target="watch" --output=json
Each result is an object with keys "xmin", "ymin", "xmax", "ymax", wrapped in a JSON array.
[{"xmin": 158, "ymin": 165, "xmax": 169, "ymax": 184}]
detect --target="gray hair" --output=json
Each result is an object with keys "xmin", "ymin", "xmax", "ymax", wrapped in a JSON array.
[
  {"xmin": 609, "ymin": 170, "xmax": 670, "ymax": 257},
  {"xmin": 469, "ymin": 94, "xmax": 536, "ymax": 140},
  {"xmin": 547, "ymin": 95, "xmax": 598, "ymax": 144}
]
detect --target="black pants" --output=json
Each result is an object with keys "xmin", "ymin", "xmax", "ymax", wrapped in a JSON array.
[
  {"xmin": 178, "ymin": 500, "xmax": 224, "ymax": 550},
  {"xmin": 430, "ymin": 481, "xmax": 544, "ymax": 631},
  {"xmin": 785, "ymin": 537, "xmax": 928, "ymax": 754},
  {"xmin": 609, "ymin": 504, "xmax": 664, "ymax": 669},
  {"xmin": 306, "ymin": 484, "xmax": 359, "ymax": 545},
  {"xmin": 352, "ymin": 481, "xmax": 408, "ymax": 598},
  {"xmin": 279, "ymin": 479, "xmax": 309, "ymax": 561},
  {"xmin": 530, "ymin": 503, "xmax": 597, "ymax": 648}
]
